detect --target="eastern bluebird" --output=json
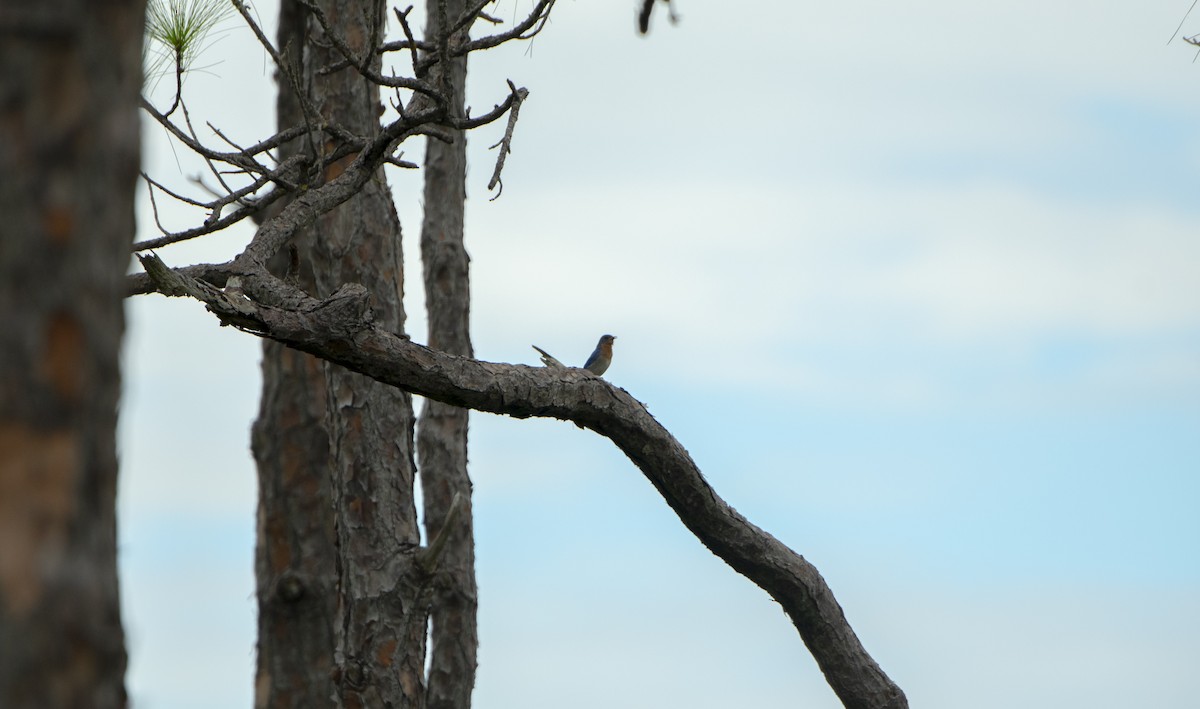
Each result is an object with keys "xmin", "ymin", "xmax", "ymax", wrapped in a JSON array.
[
  {"xmin": 583, "ymin": 334, "xmax": 616, "ymax": 375},
  {"xmin": 532, "ymin": 334, "xmax": 616, "ymax": 375}
]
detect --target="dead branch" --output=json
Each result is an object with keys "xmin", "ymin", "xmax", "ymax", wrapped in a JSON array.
[
  {"xmin": 131, "ymin": 154, "xmax": 308, "ymax": 251},
  {"xmin": 485, "ymin": 83, "xmax": 528, "ymax": 198},
  {"xmin": 299, "ymin": 0, "xmax": 440, "ymax": 96},
  {"xmin": 135, "ymin": 252, "xmax": 909, "ymax": 709},
  {"xmin": 454, "ymin": 0, "xmax": 555, "ymax": 55}
]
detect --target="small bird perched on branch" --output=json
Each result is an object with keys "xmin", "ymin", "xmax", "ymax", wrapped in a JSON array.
[{"xmin": 532, "ymin": 334, "xmax": 616, "ymax": 375}]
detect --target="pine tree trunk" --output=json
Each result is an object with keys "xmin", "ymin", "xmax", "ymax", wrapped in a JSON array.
[
  {"xmin": 0, "ymin": 1, "xmax": 143, "ymax": 706},
  {"xmin": 253, "ymin": 1, "xmax": 424, "ymax": 706},
  {"xmin": 418, "ymin": 1, "xmax": 477, "ymax": 706}
]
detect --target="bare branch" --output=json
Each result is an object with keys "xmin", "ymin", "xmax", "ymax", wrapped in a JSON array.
[
  {"xmin": 301, "ymin": 0, "xmax": 440, "ymax": 97},
  {"xmin": 455, "ymin": 0, "xmax": 554, "ymax": 55},
  {"xmin": 485, "ymin": 83, "xmax": 528, "ymax": 199},
  {"xmin": 177, "ymin": 98, "xmax": 245, "ymax": 200},
  {"xmin": 130, "ymin": 194, "xmax": 272, "ymax": 251},
  {"xmin": 363, "ymin": 0, "xmax": 384, "ymax": 77},
  {"xmin": 163, "ymin": 47, "xmax": 184, "ymax": 116},
  {"xmin": 232, "ymin": 104, "xmax": 441, "ymax": 267},
  {"xmin": 143, "ymin": 175, "xmax": 170, "ymax": 235},
  {"xmin": 1170, "ymin": 0, "xmax": 1199, "ymax": 44},
  {"xmin": 134, "ymin": 254, "xmax": 909, "ymax": 709},
  {"xmin": 297, "ymin": 0, "xmax": 366, "ymax": 69},
  {"xmin": 445, "ymin": 0, "xmax": 493, "ymax": 41},
  {"xmin": 131, "ymin": 152, "xmax": 311, "ymax": 251},
  {"xmin": 231, "ymin": 0, "xmax": 285, "ymax": 73},
  {"xmin": 141, "ymin": 73, "xmax": 439, "ymax": 254},
  {"xmin": 141, "ymin": 170, "xmax": 209, "ymax": 210},
  {"xmin": 323, "ymin": 39, "xmax": 432, "ymax": 78},
  {"xmin": 140, "ymin": 97, "xmax": 291, "ymax": 173},
  {"xmin": 231, "ymin": 0, "xmax": 324, "ymax": 165},
  {"xmin": 448, "ymin": 82, "xmax": 525, "ymax": 131},
  {"xmin": 127, "ymin": 259, "xmax": 237, "ymax": 296},
  {"xmin": 393, "ymin": 5, "xmax": 423, "ymax": 76}
]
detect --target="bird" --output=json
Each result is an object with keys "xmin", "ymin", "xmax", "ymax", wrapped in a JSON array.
[
  {"xmin": 583, "ymin": 334, "xmax": 616, "ymax": 375},
  {"xmin": 532, "ymin": 334, "xmax": 616, "ymax": 375}
]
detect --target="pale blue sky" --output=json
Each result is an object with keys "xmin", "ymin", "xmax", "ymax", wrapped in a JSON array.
[{"xmin": 121, "ymin": 1, "xmax": 1199, "ymax": 707}]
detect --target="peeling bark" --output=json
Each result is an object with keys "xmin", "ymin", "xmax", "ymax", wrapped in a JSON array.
[
  {"xmin": 252, "ymin": 1, "xmax": 424, "ymax": 706},
  {"xmin": 251, "ymin": 1, "xmax": 340, "ymax": 703}
]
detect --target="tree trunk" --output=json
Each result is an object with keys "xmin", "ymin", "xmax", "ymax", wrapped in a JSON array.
[
  {"xmin": 0, "ymin": 1, "xmax": 143, "ymax": 706},
  {"xmin": 251, "ymin": 0, "xmax": 340, "ymax": 702},
  {"xmin": 418, "ymin": 1, "xmax": 477, "ymax": 707},
  {"xmin": 253, "ymin": 1, "xmax": 424, "ymax": 706}
]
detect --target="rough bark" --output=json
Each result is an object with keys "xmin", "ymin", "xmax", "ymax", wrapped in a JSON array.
[
  {"xmin": 417, "ymin": 1, "xmax": 478, "ymax": 707},
  {"xmin": 0, "ymin": 1, "xmax": 143, "ymax": 706},
  {"xmin": 251, "ymin": 1, "xmax": 340, "ymax": 704},
  {"xmin": 252, "ymin": 1, "xmax": 424, "ymax": 707},
  {"xmin": 139, "ymin": 256, "xmax": 909, "ymax": 709}
]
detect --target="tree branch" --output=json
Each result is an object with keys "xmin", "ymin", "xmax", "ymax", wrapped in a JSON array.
[
  {"xmin": 298, "ymin": 0, "xmax": 440, "ymax": 94},
  {"xmin": 485, "ymin": 82, "xmax": 528, "ymax": 199},
  {"xmin": 454, "ymin": 0, "xmax": 555, "ymax": 55},
  {"xmin": 127, "ymin": 260, "xmax": 236, "ymax": 296},
  {"xmin": 135, "ymin": 253, "xmax": 908, "ymax": 709}
]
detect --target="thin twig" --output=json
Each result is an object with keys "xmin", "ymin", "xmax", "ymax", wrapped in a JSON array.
[
  {"xmin": 297, "ymin": 0, "xmax": 366, "ymax": 69},
  {"xmin": 394, "ymin": 5, "xmax": 423, "ymax": 76},
  {"xmin": 454, "ymin": 0, "xmax": 554, "ymax": 55},
  {"xmin": 141, "ymin": 97, "xmax": 277, "ymax": 173},
  {"xmin": 131, "ymin": 154, "xmax": 309, "ymax": 251},
  {"xmin": 163, "ymin": 47, "xmax": 184, "ymax": 116},
  {"xmin": 207, "ymin": 121, "xmax": 273, "ymax": 173},
  {"xmin": 447, "ymin": 84, "xmax": 524, "ymax": 131},
  {"xmin": 178, "ymin": 98, "xmax": 240, "ymax": 199},
  {"xmin": 302, "ymin": 0, "xmax": 437, "ymax": 97},
  {"xmin": 322, "ymin": 37, "xmax": 432, "ymax": 77},
  {"xmin": 141, "ymin": 170, "xmax": 210, "ymax": 209},
  {"xmin": 232, "ymin": 0, "xmax": 323, "ymax": 168},
  {"xmin": 446, "ymin": 0, "xmax": 497, "ymax": 43},
  {"xmin": 132, "ymin": 195, "xmax": 274, "ymax": 251},
  {"xmin": 362, "ymin": 0, "xmax": 384, "ymax": 77},
  {"xmin": 143, "ymin": 175, "xmax": 170, "ymax": 235},
  {"xmin": 1170, "ymin": 0, "xmax": 1200, "ymax": 44}
]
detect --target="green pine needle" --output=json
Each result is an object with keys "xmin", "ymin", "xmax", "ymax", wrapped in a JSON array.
[{"xmin": 144, "ymin": 0, "xmax": 236, "ymax": 82}]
